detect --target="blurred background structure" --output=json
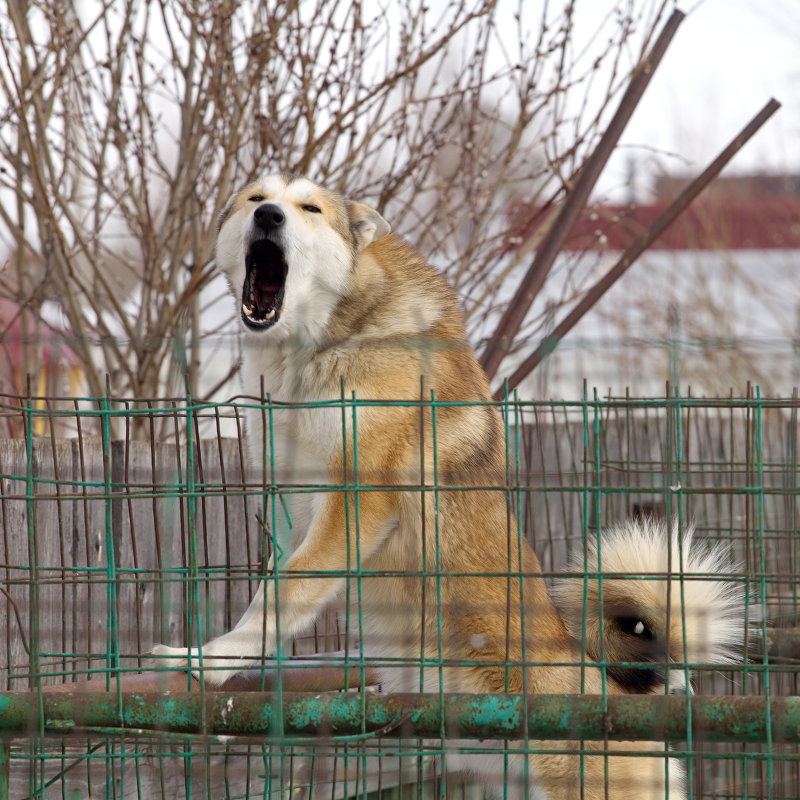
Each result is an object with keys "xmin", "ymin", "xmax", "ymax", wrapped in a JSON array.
[{"xmin": 504, "ymin": 170, "xmax": 800, "ymax": 398}]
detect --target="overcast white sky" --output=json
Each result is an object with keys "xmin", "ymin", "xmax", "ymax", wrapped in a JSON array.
[{"xmin": 587, "ymin": 0, "xmax": 799, "ymax": 200}]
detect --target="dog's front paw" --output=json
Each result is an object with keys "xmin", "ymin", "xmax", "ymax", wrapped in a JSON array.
[
  {"xmin": 148, "ymin": 643, "xmax": 202, "ymax": 680},
  {"xmin": 148, "ymin": 642, "xmax": 260, "ymax": 688},
  {"xmin": 149, "ymin": 643, "xmax": 193, "ymax": 667}
]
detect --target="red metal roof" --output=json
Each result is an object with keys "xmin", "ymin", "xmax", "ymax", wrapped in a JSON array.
[{"xmin": 510, "ymin": 196, "xmax": 800, "ymax": 251}]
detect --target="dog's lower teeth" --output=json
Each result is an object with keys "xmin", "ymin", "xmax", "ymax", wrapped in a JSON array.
[
  {"xmin": 242, "ymin": 303, "xmax": 253, "ymax": 317},
  {"xmin": 266, "ymin": 308, "xmax": 276, "ymax": 319}
]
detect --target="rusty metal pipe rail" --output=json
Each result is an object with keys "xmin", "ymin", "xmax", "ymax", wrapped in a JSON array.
[{"xmin": 0, "ymin": 692, "xmax": 796, "ymax": 743}]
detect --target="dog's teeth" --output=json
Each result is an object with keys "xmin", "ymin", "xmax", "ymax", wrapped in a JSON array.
[
  {"xmin": 266, "ymin": 309, "xmax": 276, "ymax": 319},
  {"xmin": 242, "ymin": 304, "xmax": 253, "ymax": 317}
]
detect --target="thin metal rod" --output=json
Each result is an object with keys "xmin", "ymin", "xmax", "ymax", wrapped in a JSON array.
[
  {"xmin": 0, "ymin": 692, "xmax": 797, "ymax": 743},
  {"xmin": 38, "ymin": 653, "xmax": 382, "ymax": 695},
  {"xmin": 498, "ymin": 97, "xmax": 782, "ymax": 398},
  {"xmin": 0, "ymin": 741, "xmax": 8, "ymax": 800},
  {"xmin": 479, "ymin": 9, "xmax": 686, "ymax": 380}
]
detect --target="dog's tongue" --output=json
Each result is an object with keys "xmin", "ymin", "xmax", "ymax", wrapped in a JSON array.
[{"xmin": 254, "ymin": 282, "xmax": 279, "ymax": 314}]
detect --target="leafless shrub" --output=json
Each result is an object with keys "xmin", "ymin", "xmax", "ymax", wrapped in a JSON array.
[{"xmin": 0, "ymin": 0, "xmax": 675, "ymax": 416}]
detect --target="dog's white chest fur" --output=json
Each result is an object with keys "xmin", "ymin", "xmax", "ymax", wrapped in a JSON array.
[{"xmin": 241, "ymin": 340, "xmax": 341, "ymax": 546}]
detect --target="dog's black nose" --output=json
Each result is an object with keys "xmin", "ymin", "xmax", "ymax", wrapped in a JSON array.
[{"xmin": 254, "ymin": 203, "xmax": 285, "ymax": 231}]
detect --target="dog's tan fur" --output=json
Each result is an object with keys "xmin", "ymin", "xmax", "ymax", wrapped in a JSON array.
[{"xmin": 152, "ymin": 175, "xmax": 744, "ymax": 799}]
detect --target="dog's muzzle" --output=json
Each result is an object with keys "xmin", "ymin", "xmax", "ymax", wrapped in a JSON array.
[{"xmin": 241, "ymin": 235, "xmax": 288, "ymax": 331}]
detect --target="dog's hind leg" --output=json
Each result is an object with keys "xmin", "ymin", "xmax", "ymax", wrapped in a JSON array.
[{"xmin": 151, "ymin": 489, "xmax": 398, "ymax": 686}]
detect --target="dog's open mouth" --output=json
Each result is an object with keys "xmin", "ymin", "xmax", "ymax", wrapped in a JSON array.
[{"xmin": 241, "ymin": 239, "xmax": 287, "ymax": 329}]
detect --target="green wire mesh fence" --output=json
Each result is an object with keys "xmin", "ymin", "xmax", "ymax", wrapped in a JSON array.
[{"xmin": 0, "ymin": 388, "xmax": 798, "ymax": 798}]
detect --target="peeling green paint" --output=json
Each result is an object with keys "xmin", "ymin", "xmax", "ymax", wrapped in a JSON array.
[{"xmin": 1, "ymin": 693, "xmax": 797, "ymax": 743}]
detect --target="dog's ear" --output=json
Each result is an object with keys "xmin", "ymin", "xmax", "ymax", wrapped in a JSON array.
[{"xmin": 349, "ymin": 202, "xmax": 391, "ymax": 250}]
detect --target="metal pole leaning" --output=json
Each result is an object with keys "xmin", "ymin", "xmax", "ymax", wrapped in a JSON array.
[
  {"xmin": 479, "ymin": 9, "xmax": 685, "ymax": 380},
  {"xmin": 498, "ymin": 97, "xmax": 782, "ymax": 398}
]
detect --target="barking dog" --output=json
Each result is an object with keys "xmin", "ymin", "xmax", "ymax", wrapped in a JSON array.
[{"xmin": 152, "ymin": 175, "xmax": 745, "ymax": 799}]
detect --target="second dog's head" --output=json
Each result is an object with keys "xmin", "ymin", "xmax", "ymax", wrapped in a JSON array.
[
  {"xmin": 551, "ymin": 519, "xmax": 747, "ymax": 694},
  {"xmin": 215, "ymin": 175, "xmax": 390, "ymax": 343}
]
